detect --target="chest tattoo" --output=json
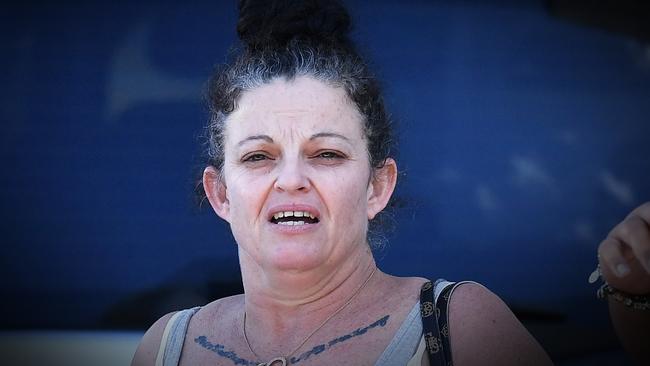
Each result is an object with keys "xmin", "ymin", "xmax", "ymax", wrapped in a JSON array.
[{"xmin": 194, "ymin": 314, "xmax": 390, "ymax": 365}]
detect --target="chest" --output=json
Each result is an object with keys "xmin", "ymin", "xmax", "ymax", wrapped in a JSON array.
[
  {"xmin": 172, "ymin": 277, "xmax": 428, "ymax": 366},
  {"xmin": 179, "ymin": 312, "xmax": 406, "ymax": 366}
]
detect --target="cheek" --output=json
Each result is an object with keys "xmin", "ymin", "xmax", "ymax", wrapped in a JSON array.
[
  {"xmin": 320, "ymin": 169, "xmax": 369, "ymax": 219},
  {"xmin": 327, "ymin": 177, "xmax": 370, "ymax": 243},
  {"xmin": 225, "ymin": 171, "xmax": 268, "ymax": 220}
]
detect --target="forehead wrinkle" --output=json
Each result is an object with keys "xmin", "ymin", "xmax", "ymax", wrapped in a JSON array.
[{"xmin": 271, "ymin": 108, "xmax": 310, "ymax": 117}]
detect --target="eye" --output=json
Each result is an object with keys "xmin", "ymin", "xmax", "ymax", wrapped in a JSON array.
[
  {"xmin": 242, "ymin": 153, "xmax": 273, "ymax": 163},
  {"xmin": 312, "ymin": 151, "xmax": 346, "ymax": 160}
]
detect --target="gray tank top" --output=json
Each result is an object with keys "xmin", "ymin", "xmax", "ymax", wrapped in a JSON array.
[{"xmin": 157, "ymin": 281, "xmax": 453, "ymax": 366}]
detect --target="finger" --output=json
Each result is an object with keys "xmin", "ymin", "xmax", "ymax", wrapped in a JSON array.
[
  {"xmin": 609, "ymin": 215, "xmax": 650, "ymax": 273},
  {"xmin": 626, "ymin": 201, "xmax": 650, "ymax": 224},
  {"xmin": 598, "ymin": 237, "xmax": 631, "ymax": 278}
]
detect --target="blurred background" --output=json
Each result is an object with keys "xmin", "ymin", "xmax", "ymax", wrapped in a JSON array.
[{"xmin": 1, "ymin": 0, "xmax": 649, "ymax": 365}]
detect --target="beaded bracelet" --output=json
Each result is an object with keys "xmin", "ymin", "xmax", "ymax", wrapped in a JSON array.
[
  {"xmin": 596, "ymin": 283, "xmax": 650, "ymax": 311},
  {"xmin": 589, "ymin": 265, "xmax": 650, "ymax": 311}
]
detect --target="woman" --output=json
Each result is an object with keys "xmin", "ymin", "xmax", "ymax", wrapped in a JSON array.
[{"xmin": 132, "ymin": 1, "xmax": 650, "ymax": 365}]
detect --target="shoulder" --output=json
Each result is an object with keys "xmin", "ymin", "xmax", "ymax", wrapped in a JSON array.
[
  {"xmin": 381, "ymin": 274, "xmax": 429, "ymax": 294},
  {"xmin": 131, "ymin": 311, "xmax": 178, "ymax": 366},
  {"xmin": 190, "ymin": 294, "xmax": 243, "ymax": 330},
  {"xmin": 130, "ymin": 294, "xmax": 244, "ymax": 366},
  {"xmin": 447, "ymin": 282, "xmax": 552, "ymax": 366}
]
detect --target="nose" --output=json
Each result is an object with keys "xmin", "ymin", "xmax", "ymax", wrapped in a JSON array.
[{"xmin": 273, "ymin": 157, "xmax": 311, "ymax": 193}]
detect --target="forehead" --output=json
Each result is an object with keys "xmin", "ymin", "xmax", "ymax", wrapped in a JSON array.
[{"xmin": 225, "ymin": 76, "xmax": 364, "ymax": 141}]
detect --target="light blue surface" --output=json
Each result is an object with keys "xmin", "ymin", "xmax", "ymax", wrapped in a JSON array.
[{"xmin": 0, "ymin": 331, "xmax": 143, "ymax": 366}]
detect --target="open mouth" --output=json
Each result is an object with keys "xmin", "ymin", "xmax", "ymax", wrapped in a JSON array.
[{"xmin": 270, "ymin": 211, "xmax": 320, "ymax": 226}]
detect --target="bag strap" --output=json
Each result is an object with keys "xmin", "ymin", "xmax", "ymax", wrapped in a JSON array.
[{"xmin": 419, "ymin": 280, "xmax": 455, "ymax": 366}]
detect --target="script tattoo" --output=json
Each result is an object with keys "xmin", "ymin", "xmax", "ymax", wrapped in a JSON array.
[
  {"xmin": 194, "ymin": 314, "xmax": 390, "ymax": 365},
  {"xmin": 194, "ymin": 337, "xmax": 257, "ymax": 366}
]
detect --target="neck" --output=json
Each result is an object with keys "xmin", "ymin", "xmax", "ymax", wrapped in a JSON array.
[{"xmin": 238, "ymin": 244, "xmax": 378, "ymax": 352}]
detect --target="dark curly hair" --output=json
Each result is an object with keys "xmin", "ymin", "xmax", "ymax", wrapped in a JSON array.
[{"xmin": 198, "ymin": 0, "xmax": 397, "ymax": 246}]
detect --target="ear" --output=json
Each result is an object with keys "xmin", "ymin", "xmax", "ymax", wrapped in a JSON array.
[
  {"xmin": 367, "ymin": 158, "xmax": 397, "ymax": 220},
  {"xmin": 203, "ymin": 166, "xmax": 230, "ymax": 222}
]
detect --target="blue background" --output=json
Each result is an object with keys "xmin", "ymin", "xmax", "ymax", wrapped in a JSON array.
[{"xmin": 1, "ymin": 0, "xmax": 649, "ymax": 359}]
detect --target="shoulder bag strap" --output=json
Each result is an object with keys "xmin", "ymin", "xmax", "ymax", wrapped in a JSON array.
[{"xmin": 419, "ymin": 280, "xmax": 455, "ymax": 366}]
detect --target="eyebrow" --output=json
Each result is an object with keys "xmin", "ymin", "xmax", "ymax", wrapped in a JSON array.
[
  {"xmin": 309, "ymin": 132, "xmax": 351, "ymax": 142},
  {"xmin": 237, "ymin": 135, "xmax": 274, "ymax": 147}
]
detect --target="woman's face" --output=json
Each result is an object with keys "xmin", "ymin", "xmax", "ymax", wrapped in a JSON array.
[{"xmin": 208, "ymin": 76, "xmax": 392, "ymax": 272}]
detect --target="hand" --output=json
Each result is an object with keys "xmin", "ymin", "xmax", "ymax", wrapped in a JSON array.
[{"xmin": 597, "ymin": 202, "xmax": 650, "ymax": 295}]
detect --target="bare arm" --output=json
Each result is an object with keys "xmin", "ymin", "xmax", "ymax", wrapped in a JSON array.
[
  {"xmin": 598, "ymin": 202, "xmax": 650, "ymax": 365},
  {"xmin": 131, "ymin": 312, "xmax": 177, "ymax": 366},
  {"xmin": 608, "ymin": 301, "xmax": 650, "ymax": 365},
  {"xmin": 448, "ymin": 282, "xmax": 553, "ymax": 366}
]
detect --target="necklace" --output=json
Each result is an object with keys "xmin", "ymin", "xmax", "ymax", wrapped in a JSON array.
[{"xmin": 242, "ymin": 267, "xmax": 377, "ymax": 366}]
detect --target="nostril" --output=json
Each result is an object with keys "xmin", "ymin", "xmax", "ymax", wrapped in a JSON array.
[{"xmin": 273, "ymin": 166, "xmax": 311, "ymax": 192}]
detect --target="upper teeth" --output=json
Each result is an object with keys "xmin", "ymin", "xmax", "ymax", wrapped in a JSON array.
[{"xmin": 273, "ymin": 211, "xmax": 315, "ymax": 220}]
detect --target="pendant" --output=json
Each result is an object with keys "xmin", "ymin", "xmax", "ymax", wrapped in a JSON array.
[
  {"xmin": 257, "ymin": 357, "xmax": 287, "ymax": 366},
  {"xmin": 588, "ymin": 267, "xmax": 600, "ymax": 284}
]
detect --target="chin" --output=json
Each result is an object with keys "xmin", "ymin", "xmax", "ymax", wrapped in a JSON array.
[{"xmin": 263, "ymin": 241, "xmax": 330, "ymax": 272}]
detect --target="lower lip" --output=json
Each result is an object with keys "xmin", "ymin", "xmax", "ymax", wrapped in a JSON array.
[{"xmin": 267, "ymin": 221, "xmax": 321, "ymax": 235}]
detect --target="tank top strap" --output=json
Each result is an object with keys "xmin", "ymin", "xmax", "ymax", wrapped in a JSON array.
[{"xmin": 155, "ymin": 306, "xmax": 201, "ymax": 366}]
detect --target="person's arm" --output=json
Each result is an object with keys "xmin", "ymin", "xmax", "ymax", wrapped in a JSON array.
[
  {"xmin": 597, "ymin": 202, "xmax": 650, "ymax": 365},
  {"xmin": 131, "ymin": 312, "xmax": 177, "ymax": 366},
  {"xmin": 448, "ymin": 282, "xmax": 553, "ymax": 366},
  {"xmin": 607, "ymin": 301, "xmax": 650, "ymax": 364}
]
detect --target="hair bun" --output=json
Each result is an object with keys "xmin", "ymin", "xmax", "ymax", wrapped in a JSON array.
[{"xmin": 237, "ymin": 0, "xmax": 351, "ymax": 49}]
